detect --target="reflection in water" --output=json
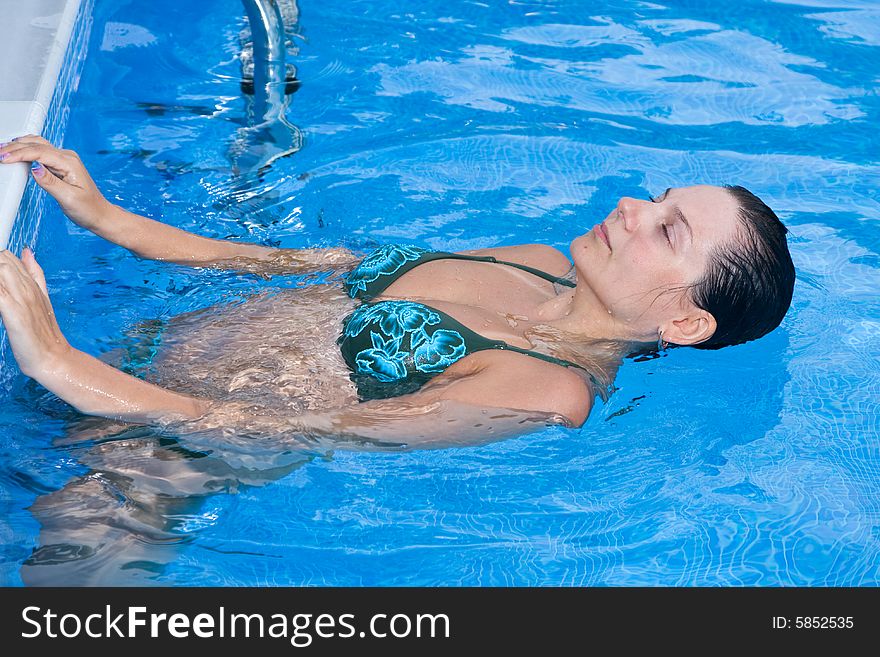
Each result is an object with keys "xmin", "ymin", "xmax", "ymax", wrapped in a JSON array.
[
  {"xmin": 21, "ymin": 426, "xmax": 309, "ymax": 585},
  {"xmin": 22, "ymin": 407, "xmax": 561, "ymax": 585}
]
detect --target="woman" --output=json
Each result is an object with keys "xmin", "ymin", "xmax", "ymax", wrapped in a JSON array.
[{"xmin": 0, "ymin": 135, "xmax": 795, "ymax": 449}]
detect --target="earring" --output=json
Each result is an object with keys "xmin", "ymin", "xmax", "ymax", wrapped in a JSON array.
[{"xmin": 657, "ymin": 329, "xmax": 668, "ymax": 352}]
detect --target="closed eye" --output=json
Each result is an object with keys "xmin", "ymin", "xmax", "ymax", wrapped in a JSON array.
[{"xmin": 649, "ymin": 193, "xmax": 673, "ymax": 248}]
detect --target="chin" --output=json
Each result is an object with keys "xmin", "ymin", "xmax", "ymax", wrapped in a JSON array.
[{"xmin": 569, "ymin": 234, "xmax": 593, "ymax": 269}]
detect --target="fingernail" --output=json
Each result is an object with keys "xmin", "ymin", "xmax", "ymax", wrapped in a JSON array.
[
  {"xmin": 0, "ymin": 153, "xmax": 8, "ymax": 161},
  {"xmin": 31, "ymin": 161, "xmax": 45, "ymax": 177},
  {"xmin": 0, "ymin": 142, "xmax": 8, "ymax": 148}
]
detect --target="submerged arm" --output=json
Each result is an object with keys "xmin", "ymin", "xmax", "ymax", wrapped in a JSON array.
[
  {"xmin": 34, "ymin": 347, "xmax": 209, "ymax": 424},
  {"xmin": 0, "ymin": 136, "xmax": 360, "ymax": 275},
  {"xmin": 187, "ymin": 352, "xmax": 595, "ymax": 450},
  {"xmin": 298, "ymin": 353, "xmax": 593, "ymax": 448}
]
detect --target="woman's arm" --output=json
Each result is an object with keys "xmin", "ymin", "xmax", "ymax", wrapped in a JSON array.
[
  {"xmin": 296, "ymin": 351, "xmax": 593, "ymax": 448},
  {"xmin": 67, "ymin": 202, "xmax": 358, "ymax": 275},
  {"xmin": 0, "ymin": 136, "xmax": 359, "ymax": 275},
  {"xmin": 0, "ymin": 249, "xmax": 209, "ymax": 423},
  {"xmin": 194, "ymin": 351, "xmax": 593, "ymax": 450},
  {"xmin": 34, "ymin": 346, "xmax": 209, "ymax": 423}
]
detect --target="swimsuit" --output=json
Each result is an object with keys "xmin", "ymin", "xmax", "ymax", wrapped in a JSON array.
[{"xmin": 338, "ymin": 244, "xmax": 586, "ymax": 399}]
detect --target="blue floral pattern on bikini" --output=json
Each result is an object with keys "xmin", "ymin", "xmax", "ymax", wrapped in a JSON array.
[
  {"xmin": 354, "ymin": 331, "xmax": 409, "ymax": 381},
  {"xmin": 343, "ymin": 300, "xmax": 439, "ymax": 342},
  {"xmin": 342, "ymin": 300, "xmax": 467, "ymax": 382},
  {"xmin": 344, "ymin": 244, "xmax": 430, "ymax": 299},
  {"xmin": 413, "ymin": 329, "xmax": 468, "ymax": 372}
]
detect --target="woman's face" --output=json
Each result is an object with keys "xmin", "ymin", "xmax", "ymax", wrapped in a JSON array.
[{"xmin": 570, "ymin": 184, "xmax": 742, "ymax": 343}]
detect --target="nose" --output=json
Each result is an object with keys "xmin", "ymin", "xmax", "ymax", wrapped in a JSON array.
[
  {"xmin": 617, "ymin": 196, "xmax": 649, "ymax": 232},
  {"xmin": 617, "ymin": 196, "xmax": 657, "ymax": 232}
]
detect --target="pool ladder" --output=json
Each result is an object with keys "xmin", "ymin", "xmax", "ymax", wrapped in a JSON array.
[
  {"xmin": 240, "ymin": 0, "xmax": 300, "ymax": 97},
  {"xmin": 232, "ymin": 0, "xmax": 301, "ymax": 175}
]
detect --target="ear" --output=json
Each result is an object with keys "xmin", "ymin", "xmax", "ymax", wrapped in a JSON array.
[{"xmin": 662, "ymin": 311, "xmax": 717, "ymax": 346}]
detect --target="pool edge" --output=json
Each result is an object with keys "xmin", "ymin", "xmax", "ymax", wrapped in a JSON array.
[
  {"xmin": 0, "ymin": 0, "xmax": 95, "ymax": 376},
  {"xmin": 0, "ymin": 0, "xmax": 94, "ymax": 250}
]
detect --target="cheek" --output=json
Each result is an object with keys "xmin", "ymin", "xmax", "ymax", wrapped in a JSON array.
[
  {"xmin": 620, "ymin": 247, "xmax": 652, "ymax": 274},
  {"xmin": 625, "ymin": 240, "xmax": 667, "ymax": 273},
  {"xmin": 620, "ymin": 250, "xmax": 682, "ymax": 293}
]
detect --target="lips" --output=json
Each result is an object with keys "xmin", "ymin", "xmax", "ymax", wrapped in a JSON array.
[{"xmin": 597, "ymin": 222, "xmax": 611, "ymax": 250}]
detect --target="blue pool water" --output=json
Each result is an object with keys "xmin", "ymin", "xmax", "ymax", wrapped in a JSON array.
[{"xmin": 1, "ymin": 0, "xmax": 879, "ymax": 585}]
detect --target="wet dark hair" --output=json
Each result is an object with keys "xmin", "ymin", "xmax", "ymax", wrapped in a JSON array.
[{"xmin": 687, "ymin": 185, "xmax": 795, "ymax": 350}]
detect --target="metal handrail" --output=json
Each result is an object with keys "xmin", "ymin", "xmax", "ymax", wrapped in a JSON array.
[{"xmin": 233, "ymin": 0, "xmax": 301, "ymax": 175}]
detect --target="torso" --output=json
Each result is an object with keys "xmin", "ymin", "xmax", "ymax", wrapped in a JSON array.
[{"xmin": 129, "ymin": 244, "xmax": 576, "ymax": 409}]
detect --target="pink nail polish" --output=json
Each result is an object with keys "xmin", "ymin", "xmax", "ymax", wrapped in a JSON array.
[
  {"xmin": 0, "ymin": 153, "xmax": 8, "ymax": 161},
  {"xmin": 32, "ymin": 162, "xmax": 45, "ymax": 177}
]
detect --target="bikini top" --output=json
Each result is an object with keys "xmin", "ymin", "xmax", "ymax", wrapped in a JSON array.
[{"xmin": 338, "ymin": 244, "xmax": 585, "ymax": 400}]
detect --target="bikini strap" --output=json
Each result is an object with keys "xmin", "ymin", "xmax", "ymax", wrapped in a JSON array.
[
  {"xmin": 433, "ymin": 253, "xmax": 576, "ymax": 287},
  {"xmin": 489, "ymin": 341, "xmax": 587, "ymax": 371}
]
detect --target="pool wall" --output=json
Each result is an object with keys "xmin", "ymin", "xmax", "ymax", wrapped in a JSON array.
[{"xmin": 0, "ymin": 0, "xmax": 93, "ymax": 377}]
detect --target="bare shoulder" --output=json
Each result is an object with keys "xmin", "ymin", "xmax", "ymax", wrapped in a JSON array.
[
  {"xmin": 422, "ymin": 350, "xmax": 595, "ymax": 428},
  {"xmin": 456, "ymin": 243, "xmax": 572, "ymax": 278}
]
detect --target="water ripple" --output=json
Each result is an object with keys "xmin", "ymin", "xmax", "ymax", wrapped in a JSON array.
[{"xmin": 374, "ymin": 26, "xmax": 864, "ymax": 126}]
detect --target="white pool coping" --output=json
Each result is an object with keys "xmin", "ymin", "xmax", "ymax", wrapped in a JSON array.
[{"xmin": 0, "ymin": 0, "xmax": 84, "ymax": 249}]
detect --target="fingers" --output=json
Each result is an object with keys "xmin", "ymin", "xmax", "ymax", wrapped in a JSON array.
[
  {"xmin": 3, "ymin": 134, "xmax": 50, "ymax": 145},
  {"xmin": 2, "ymin": 137, "xmax": 107, "ymax": 230},
  {"xmin": 0, "ymin": 251, "xmax": 27, "ymax": 308},
  {"xmin": 0, "ymin": 249, "xmax": 46, "ymax": 301},
  {"xmin": 0, "ymin": 138, "xmax": 81, "ymax": 206},
  {"xmin": 0, "ymin": 140, "xmax": 78, "ymax": 177},
  {"xmin": 0, "ymin": 248, "xmax": 30, "ymax": 280},
  {"xmin": 21, "ymin": 247, "xmax": 49, "ymax": 297},
  {"xmin": 0, "ymin": 249, "xmax": 56, "ymax": 335},
  {"xmin": 26, "ymin": 159, "xmax": 74, "ymax": 210},
  {"xmin": 0, "ymin": 246, "xmax": 66, "ymax": 379},
  {"xmin": 29, "ymin": 161, "xmax": 65, "ymax": 193},
  {"xmin": 0, "ymin": 134, "xmax": 50, "ymax": 157},
  {"xmin": 0, "ymin": 136, "xmax": 86, "ymax": 195}
]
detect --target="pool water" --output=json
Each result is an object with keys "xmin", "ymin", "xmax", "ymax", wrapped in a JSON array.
[{"xmin": 1, "ymin": 0, "xmax": 878, "ymax": 585}]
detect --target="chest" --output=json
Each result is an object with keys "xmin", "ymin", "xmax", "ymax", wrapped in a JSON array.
[{"xmin": 375, "ymin": 257, "xmax": 561, "ymax": 318}]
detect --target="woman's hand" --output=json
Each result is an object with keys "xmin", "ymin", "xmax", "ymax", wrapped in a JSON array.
[
  {"xmin": 0, "ymin": 248, "xmax": 71, "ymax": 378},
  {"xmin": 0, "ymin": 248, "xmax": 210, "ymax": 422},
  {"xmin": 0, "ymin": 135, "xmax": 111, "ymax": 231}
]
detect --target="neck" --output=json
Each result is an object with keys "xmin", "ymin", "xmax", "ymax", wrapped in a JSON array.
[{"xmin": 535, "ymin": 281, "xmax": 647, "ymax": 349}]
